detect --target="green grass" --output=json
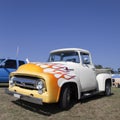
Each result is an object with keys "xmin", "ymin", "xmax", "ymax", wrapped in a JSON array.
[{"xmin": 0, "ymin": 87, "xmax": 120, "ymax": 120}]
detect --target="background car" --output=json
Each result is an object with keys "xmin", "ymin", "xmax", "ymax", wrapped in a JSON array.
[{"xmin": 0, "ymin": 58, "xmax": 25, "ymax": 83}]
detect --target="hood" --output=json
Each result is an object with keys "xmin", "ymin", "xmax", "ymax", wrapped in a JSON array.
[{"xmin": 13, "ymin": 62, "xmax": 76, "ymax": 80}]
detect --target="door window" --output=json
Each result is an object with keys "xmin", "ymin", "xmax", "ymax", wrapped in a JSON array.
[
  {"xmin": 81, "ymin": 53, "xmax": 90, "ymax": 64},
  {"xmin": 5, "ymin": 60, "xmax": 17, "ymax": 69}
]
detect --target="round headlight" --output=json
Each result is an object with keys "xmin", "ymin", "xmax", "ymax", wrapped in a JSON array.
[
  {"xmin": 9, "ymin": 77, "xmax": 14, "ymax": 86},
  {"xmin": 36, "ymin": 81, "xmax": 44, "ymax": 90}
]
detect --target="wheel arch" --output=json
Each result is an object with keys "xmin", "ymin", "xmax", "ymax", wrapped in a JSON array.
[
  {"xmin": 96, "ymin": 73, "xmax": 112, "ymax": 91},
  {"xmin": 58, "ymin": 82, "xmax": 79, "ymax": 102}
]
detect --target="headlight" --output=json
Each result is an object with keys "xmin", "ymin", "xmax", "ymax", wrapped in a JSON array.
[
  {"xmin": 9, "ymin": 77, "xmax": 14, "ymax": 87},
  {"xmin": 36, "ymin": 81, "xmax": 44, "ymax": 90},
  {"xmin": 36, "ymin": 80, "xmax": 45, "ymax": 94}
]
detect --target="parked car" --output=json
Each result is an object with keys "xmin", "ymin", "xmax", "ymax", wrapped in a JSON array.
[{"xmin": 0, "ymin": 58, "xmax": 25, "ymax": 83}]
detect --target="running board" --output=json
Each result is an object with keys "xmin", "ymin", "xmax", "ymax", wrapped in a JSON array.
[{"xmin": 81, "ymin": 91, "xmax": 101, "ymax": 99}]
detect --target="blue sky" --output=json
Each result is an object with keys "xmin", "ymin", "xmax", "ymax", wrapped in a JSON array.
[{"xmin": 0, "ymin": 0, "xmax": 120, "ymax": 70}]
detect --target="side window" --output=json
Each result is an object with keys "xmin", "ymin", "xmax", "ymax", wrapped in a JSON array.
[
  {"xmin": 5, "ymin": 60, "xmax": 17, "ymax": 69},
  {"xmin": 19, "ymin": 61, "xmax": 25, "ymax": 66},
  {"xmin": 81, "ymin": 53, "xmax": 90, "ymax": 64}
]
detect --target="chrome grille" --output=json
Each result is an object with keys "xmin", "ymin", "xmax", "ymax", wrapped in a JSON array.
[{"xmin": 12, "ymin": 76, "xmax": 39, "ymax": 90}]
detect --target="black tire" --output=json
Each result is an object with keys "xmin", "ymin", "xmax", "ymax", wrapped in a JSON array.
[
  {"xmin": 105, "ymin": 81, "xmax": 111, "ymax": 96},
  {"xmin": 59, "ymin": 86, "xmax": 71, "ymax": 110}
]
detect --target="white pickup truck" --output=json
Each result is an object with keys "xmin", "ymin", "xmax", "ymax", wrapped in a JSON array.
[{"xmin": 7, "ymin": 48, "xmax": 112, "ymax": 109}]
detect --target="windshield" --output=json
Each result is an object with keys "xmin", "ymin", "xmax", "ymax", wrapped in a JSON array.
[
  {"xmin": 48, "ymin": 51, "xmax": 80, "ymax": 63},
  {"xmin": 0, "ymin": 59, "xmax": 5, "ymax": 64}
]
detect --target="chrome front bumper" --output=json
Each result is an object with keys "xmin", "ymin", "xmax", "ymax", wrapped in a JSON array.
[{"xmin": 5, "ymin": 89, "xmax": 43, "ymax": 105}]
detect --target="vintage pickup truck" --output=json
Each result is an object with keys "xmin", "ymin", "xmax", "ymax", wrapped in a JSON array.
[{"xmin": 7, "ymin": 48, "xmax": 112, "ymax": 109}]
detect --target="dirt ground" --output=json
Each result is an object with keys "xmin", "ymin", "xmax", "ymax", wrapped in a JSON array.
[{"xmin": 0, "ymin": 87, "xmax": 120, "ymax": 120}]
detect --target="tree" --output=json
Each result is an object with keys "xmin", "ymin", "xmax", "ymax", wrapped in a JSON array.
[
  {"xmin": 95, "ymin": 64, "xmax": 103, "ymax": 69},
  {"xmin": 118, "ymin": 68, "xmax": 120, "ymax": 74}
]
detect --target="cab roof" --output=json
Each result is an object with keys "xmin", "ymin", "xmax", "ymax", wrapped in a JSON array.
[{"xmin": 50, "ymin": 48, "xmax": 90, "ymax": 54}]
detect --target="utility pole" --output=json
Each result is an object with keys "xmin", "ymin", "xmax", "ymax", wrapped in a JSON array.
[{"xmin": 16, "ymin": 46, "xmax": 19, "ymax": 59}]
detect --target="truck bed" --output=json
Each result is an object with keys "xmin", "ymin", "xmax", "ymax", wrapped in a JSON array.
[{"xmin": 95, "ymin": 69, "xmax": 111, "ymax": 75}]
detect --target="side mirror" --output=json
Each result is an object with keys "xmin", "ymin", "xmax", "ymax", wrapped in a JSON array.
[
  {"xmin": 26, "ymin": 58, "xmax": 30, "ymax": 63},
  {"xmin": 83, "ymin": 57, "xmax": 90, "ymax": 64}
]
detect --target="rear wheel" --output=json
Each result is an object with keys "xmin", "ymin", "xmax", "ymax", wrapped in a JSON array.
[
  {"xmin": 105, "ymin": 81, "xmax": 111, "ymax": 96},
  {"xmin": 59, "ymin": 86, "xmax": 71, "ymax": 110}
]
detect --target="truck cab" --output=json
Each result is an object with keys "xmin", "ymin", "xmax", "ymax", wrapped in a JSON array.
[
  {"xmin": 0, "ymin": 58, "xmax": 25, "ymax": 83},
  {"xmin": 48, "ymin": 48, "xmax": 97, "ymax": 92}
]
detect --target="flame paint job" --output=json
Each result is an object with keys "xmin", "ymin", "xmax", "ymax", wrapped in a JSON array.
[{"xmin": 9, "ymin": 62, "xmax": 76, "ymax": 103}]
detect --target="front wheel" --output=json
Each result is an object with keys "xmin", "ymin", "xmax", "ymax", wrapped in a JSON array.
[
  {"xmin": 105, "ymin": 81, "xmax": 111, "ymax": 96},
  {"xmin": 59, "ymin": 86, "xmax": 71, "ymax": 110}
]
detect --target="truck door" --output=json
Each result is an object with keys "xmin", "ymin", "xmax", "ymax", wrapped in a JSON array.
[
  {"xmin": 0, "ymin": 59, "xmax": 17, "ymax": 83},
  {"xmin": 79, "ymin": 52, "xmax": 97, "ymax": 91}
]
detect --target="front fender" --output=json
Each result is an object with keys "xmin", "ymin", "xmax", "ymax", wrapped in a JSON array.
[
  {"xmin": 96, "ymin": 73, "xmax": 111, "ymax": 91},
  {"xmin": 58, "ymin": 77, "xmax": 81, "ymax": 100}
]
